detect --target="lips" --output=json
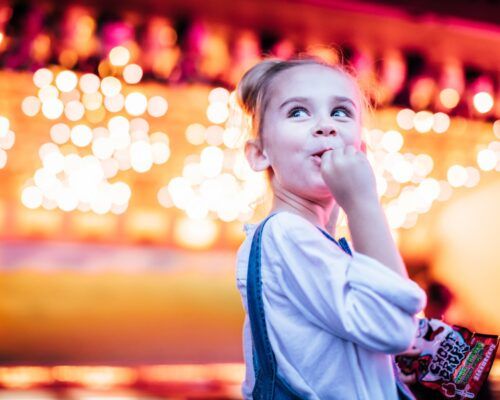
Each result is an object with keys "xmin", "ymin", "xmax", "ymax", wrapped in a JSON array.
[{"xmin": 311, "ymin": 148, "xmax": 333, "ymax": 158}]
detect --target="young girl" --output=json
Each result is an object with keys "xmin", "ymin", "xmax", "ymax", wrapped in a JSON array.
[{"xmin": 235, "ymin": 57, "xmax": 427, "ymax": 400}]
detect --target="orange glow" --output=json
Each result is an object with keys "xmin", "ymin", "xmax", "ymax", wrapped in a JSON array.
[
  {"xmin": 439, "ymin": 87, "xmax": 460, "ymax": 109},
  {"xmin": 0, "ymin": 367, "xmax": 52, "ymax": 389}
]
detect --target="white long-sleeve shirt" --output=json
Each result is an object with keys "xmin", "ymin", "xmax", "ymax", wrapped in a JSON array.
[{"xmin": 235, "ymin": 211, "xmax": 427, "ymax": 400}]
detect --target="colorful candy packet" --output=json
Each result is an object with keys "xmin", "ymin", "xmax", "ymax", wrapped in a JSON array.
[{"xmin": 396, "ymin": 318, "xmax": 499, "ymax": 399}]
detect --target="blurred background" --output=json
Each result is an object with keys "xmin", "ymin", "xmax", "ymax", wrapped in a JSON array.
[{"xmin": 0, "ymin": 0, "xmax": 499, "ymax": 398}]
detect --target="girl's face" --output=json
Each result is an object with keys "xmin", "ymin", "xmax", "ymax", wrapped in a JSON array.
[{"xmin": 259, "ymin": 64, "xmax": 363, "ymax": 201}]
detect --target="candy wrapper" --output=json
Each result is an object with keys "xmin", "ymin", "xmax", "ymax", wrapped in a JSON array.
[{"xmin": 396, "ymin": 318, "xmax": 499, "ymax": 400}]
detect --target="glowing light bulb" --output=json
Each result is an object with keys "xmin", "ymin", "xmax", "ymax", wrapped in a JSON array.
[
  {"xmin": 55, "ymin": 70, "xmax": 78, "ymax": 92},
  {"xmin": 439, "ymin": 88, "xmax": 460, "ymax": 109},
  {"xmin": 123, "ymin": 64, "xmax": 143, "ymax": 84},
  {"xmin": 109, "ymin": 46, "xmax": 130, "ymax": 66},
  {"xmin": 125, "ymin": 92, "xmax": 148, "ymax": 116},
  {"xmin": 473, "ymin": 92, "xmax": 494, "ymax": 114},
  {"xmin": 33, "ymin": 68, "xmax": 54, "ymax": 88}
]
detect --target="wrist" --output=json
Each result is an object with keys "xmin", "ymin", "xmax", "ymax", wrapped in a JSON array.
[{"xmin": 342, "ymin": 195, "xmax": 381, "ymax": 216}]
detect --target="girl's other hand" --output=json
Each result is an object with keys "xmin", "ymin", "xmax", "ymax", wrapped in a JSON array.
[
  {"xmin": 396, "ymin": 347, "xmax": 422, "ymax": 385},
  {"xmin": 320, "ymin": 145, "xmax": 378, "ymax": 212}
]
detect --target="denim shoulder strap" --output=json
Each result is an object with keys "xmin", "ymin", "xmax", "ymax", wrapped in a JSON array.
[{"xmin": 247, "ymin": 213, "xmax": 278, "ymax": 381}]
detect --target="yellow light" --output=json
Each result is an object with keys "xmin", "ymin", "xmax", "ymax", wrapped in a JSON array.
[
  {"xmin": 439, "ymin": 88, "xmax": 460, "ymax": 109},
  {"xmin": 108, "ymin": 115, "xmax": 130, "ymax": 133},
  {"xmin": 477, "ymin": 149, "xmax": 497, "ymax": 171},
  {"xmin": 432, "ymin": 112, "xmax": 450, "ymax": 133},
  {"xmin": 123, "ymin": 63, "xmax": 143, "ymax": 84},
  {"xmin": 206, "ymin": 102, "xmax": 229, "ymax": 124},
  {"xmin": 447, "ymin": 165, "xmax": 467, "ymax": 187},
  {"xmin": 223, "ymin": 127, "xmax": 244, "ymax": 149},
  {"xmin": 157, "ymin": 186, "xmax": 174, "ymax": 208},
  {"xmin": 0, "ymin": 129, "xmax": 14, "ymax": 149},
  {"xmin": 82, "ymin": 91, "xmax": 103, "ymax": 110},
  {"xmin": 130, "ymin": 141, "xmax": 153, "ymax": 172},
  {"xmin": 104, "ymin": 94, "xmax": 124, "ymax": 112},
  {"xmin": 79, "ymin": 73, "xmax": 101, "ymax": 93},
  {"xmin": 385, "ymin": 202, "xmax": 406, "ymax": 229},
  {"xmin": 209, "ymin": 87, "xmax": 230, "ymax": 103},
  {"xmin": 381, "ymin": 130, "xmax": 403, "ymax": 153},
  {"xmin": 109, "ymin": 45, "xmax": 131, "ymax": 66},
  {"xmin": 131, "ymin": 130, "xmax": 149, "ymax": 142},
  {"xmin": 0, "ymin": 149, "xmax": 7, "ymax": 169},
  {"xmin": 64, "ymin": 100, "xmax": 85, "ymax": 121},
  {"xmin": 149, "ymin": 131, "xmax": 169, "ymax": 144},
  {"xmin": 33, "ymin": 68, "xmax": 54, "ymax": 88},
  {"xmin": 0, "ymin": 116, "xmax": 10, "ymax": 137},
  {"xmin": 113, "ymin": 148, "xmax": 132, "ymax": 170},
  {"xmin": 494, "ymin": 120, "xmax": 500, "ymax": 139},
  {"xmin": 90, "ymin": 193, "xmax": 112, "ymax": 215},
  {"xmin": 186, "ymin": 123, "xmax": 205, "ymax": 145},
  {"xmin": 375, "ymin": 175, "xmax": 387, "ymax": 196},
  {"xmin": 130, "ymin": 117, "xmax": 149, "ymax": 134},
  {"xmin": 396, "ymin": 108, "xmax": 415, "ymax": 130},
  {"xmin": 473, "ymin": 92, "xmax": 494, "ymax": 114},
  {"xmin": 185, "ymin": 197, "xmax": 209, "ymax": 220},
  {"xmin": 174, "ymin": 217, "xmax": 218, "ymax": 249},
  {"xmin": 101, "ymin": 158, "xmax": 119, "ymax": 178},
  {"xmin": 412, "ymin": 153, "xmax": 434, "ymax": 176},
  {"xmin": 42, "ymin": 151, "xmax": 65, "ymax": 174},
  {"xmin": 71, "ymin": 124, "xmax": 93, "ymax": 147},
  {"xmin": 147, "ymin": 95, "xmax": 168, "ymax": 117},
  {"xmin": 168, "ymin": 177, "xmax": 195, "ymax": 209},
  {"xmin": 56, "ymin": 187, "xmax": 79, "ymax": 211},
  {"xmin": 110, "ymin": 182, "xmax": 131, "ymax": 206},
  {"xmin": 92, "ymin": 137, "xmax": 114, "ymax": 159},
  {"xmin": 22, "ymin": 95, "xmax": 41, "ymax": 116},
  {"xmin": 418, "ymin": 178, "xmax": 440, "ymax": 200},
  {"xmin": 413, "ymin": 111, "xmax": 434, "ymax": 133},
  {"xmin": 183, "ymin": 162, "xmax": 204, "ymax": 185},
  {"xmin": 464, "ymin": 167, "xmax": 481, "ymax": 187},
  {"xmin": 55, "ymin": 70, "xmax": 78, "ymax": 92},
  {"xmin": 205, "ymin": 125, "xmax": 224, "ymax": 146},
  {"xmin": 34, "ymin": 168, "xmax": 59, "ymax": 193},
  {"xmin": 151, "ymin": 142, "xmax": 170, "ymax": 164},
  {"xmin": 60, "ymin": 88, "xmax": 80, "ymax": 103},
  {"xmin": 39, "ymin": 142, "xmax": 60, "ymax": 159},
  {"xmin": 38, "ymin": 85, "xmax": 59, "ymax": 103},
  {"xmin": 437, "ymin": 180, "xmax": 453, "ymax": 201},
  {"xmin": 100, "ymin": 76, "xmax": 122, "ymax": 97},
  {"xmin": 0, "ymin": 366, "xmax": 52, "ymax": 389},
  {"xmin": 21, "ymin": 186, "xmax": 43, "ymax": 209},
  {"xmin": 200, "ymin": 146, "xmax": 224, "ymax": 178},
  {"xmin": 125, "ymin": 92, "xmax": 148, "ymax": 116},
  {"xmin": 41, "ymin": 98, "xmax": 64, "ymax": 119}
]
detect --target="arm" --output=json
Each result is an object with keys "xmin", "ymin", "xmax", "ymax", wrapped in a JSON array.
[
  {"xmin": 321, "ymin": 145, "xmax": 408, "ymax": 278},
  {"xmin": 266, "ymin": 214, "xmax": 426, "ymax": 354},
  {"xmin": 346, "ymin": 201, "xmax": 408, "ymax": 278}
]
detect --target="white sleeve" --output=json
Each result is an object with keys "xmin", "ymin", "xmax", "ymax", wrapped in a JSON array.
[{"xmin": 264, "ymin": 213, "xmax": 427, "ymax": 354}]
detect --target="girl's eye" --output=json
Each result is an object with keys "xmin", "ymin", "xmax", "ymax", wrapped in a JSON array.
[
  {"xmin": 288, "ymin": 107, "xmax": 308, "ymax": 118},
  {"xmin": 332, "ymin": 108, "xmax": 350, "ymax": 118}
]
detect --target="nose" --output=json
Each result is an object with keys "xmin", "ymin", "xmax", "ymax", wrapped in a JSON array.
[{"xmin": 314, "ymin": 122, "xmax": 337, "ymax": 136}]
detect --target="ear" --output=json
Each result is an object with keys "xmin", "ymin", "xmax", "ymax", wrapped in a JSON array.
[{"xmin": 245, "ymin": 139, "xmax": 270, "ymax": 171}]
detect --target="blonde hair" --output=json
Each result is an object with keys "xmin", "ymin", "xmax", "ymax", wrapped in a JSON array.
[{"xmin": 236, "ymin": 56, "xmax": 368, "ymax": 140}]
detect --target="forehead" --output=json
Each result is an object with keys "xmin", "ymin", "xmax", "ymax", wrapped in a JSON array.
[{"xmin": 268, "ymin": 64, "xmax": 360, "ymax": 106}]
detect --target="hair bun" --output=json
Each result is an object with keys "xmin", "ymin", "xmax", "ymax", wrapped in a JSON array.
[{"xmin": 236, "ymin": 59, "xmax": 282, "ymax": 116}]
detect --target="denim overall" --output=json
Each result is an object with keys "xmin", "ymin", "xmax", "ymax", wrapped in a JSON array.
[{"xmin": 246, "ymin": 213, "xmax": 414, "ymax": 400}]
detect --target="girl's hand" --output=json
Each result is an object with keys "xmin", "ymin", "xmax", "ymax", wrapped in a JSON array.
[
  {"xmin": 397, "ymin": 347, "xmax": 422, "ymax": 385},
  {"xmin": 320, "ymin": 145, "xmax": 378, "ymax": 212}
]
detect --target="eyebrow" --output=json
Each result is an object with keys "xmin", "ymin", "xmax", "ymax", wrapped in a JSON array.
[{"xmin": 279, "ymin": 96, "xmax": 358, "ymax": 110}]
